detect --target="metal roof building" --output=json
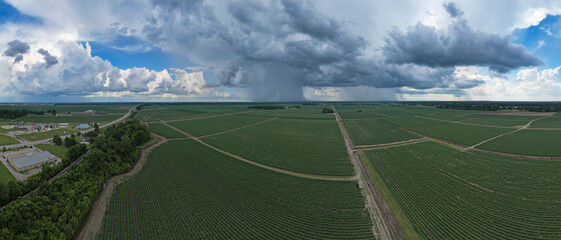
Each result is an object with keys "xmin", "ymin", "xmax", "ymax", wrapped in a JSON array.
[{"xmin": 9, "ymin": 151, "xmax": 58, "ymax": 172}]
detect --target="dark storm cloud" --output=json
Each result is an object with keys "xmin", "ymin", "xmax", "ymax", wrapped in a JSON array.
[
  {"xmin": 141, "ymin": 0, "xmax": 539, "ymax": 100},
  {"xmin": 3, "ymin": 39, "xmax": 30, "ymax": 57},
  {"xmin": 13, "ymin": 54, "xmax": 23, "ymax": 63},
  {"xmin": 442, "ymin": 2, "xmax": 463, "ymax": 18},
  {"xmin": 383, "ymin": 4, "xmax": 542, "ymax": 73},
  {"xmin": 37, "ymin": 48, "xmax": 58, "ymax": 68}
]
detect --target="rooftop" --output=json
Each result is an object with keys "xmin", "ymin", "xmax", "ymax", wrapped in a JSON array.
[{"xmin": 12, "ymin": 151, "xmax": 57, "ymax": 168}]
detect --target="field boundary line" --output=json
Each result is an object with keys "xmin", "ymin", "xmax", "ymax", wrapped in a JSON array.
[
  {"xmin": 355, "ymin": 138, "xmax": 427, "ymax": 150},
  {"xmin": 415, "ymin": 115, "xmax": 516, "ymax": 129},
  {"xmin": 162, "ymin": 122, "xmax": 355, "ymax": 181},
  {"xmin": 358, "ymin": 151, "xmax": 423, "ymax": 240},
  {"xmin": 160, "ymin": 110, "xmax": 257, "ymax": 123},
  {"xmin": 332, "ymin": 105, "xmax": 401, "ymax": 240},
  {"xmin": 76, "ymin": 134, "xmax": 166, "ymax": 240},
  {"xmin": 464, "ymin": 114, "xmax": 553, "ymax": 150},
  {"xmin": 198, "ymin": 117, "xmax": 278, "ymax": 139}
]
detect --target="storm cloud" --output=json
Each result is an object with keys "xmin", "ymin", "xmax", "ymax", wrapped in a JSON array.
[
  {"xmin": 3, "ymin": 39, "xmax": 30, "ymax": 63},
  {"xmin": 136, "ymin": 0, "xmax": 542, "ymax": 101},
  {"xmin": 383, "ymin": 18, "xmax": 543, "ymax": 73},
  {"xmin": 37, "ymin": 48, "xmax": 59, "ymax": 68},
  {"xmin": 443, "ymin": 2, "xmax": 464, "ymax": 18}
]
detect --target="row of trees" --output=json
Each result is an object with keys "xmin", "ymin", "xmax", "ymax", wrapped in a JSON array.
[
  {"xmin": 0, "ymin": 109, "xmax": 51, "ymax": 119},
  {"xmin": 400, "ymin": 101, "xmax": 561, "ymax": 112},
  {"xmin": 0, "ymin": 120, "xmax": 151, "ymax": 239}
]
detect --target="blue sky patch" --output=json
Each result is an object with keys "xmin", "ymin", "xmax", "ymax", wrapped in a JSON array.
[{"xmin": 0, "ymin": 0, "xmax": 41, "ymax": 25}]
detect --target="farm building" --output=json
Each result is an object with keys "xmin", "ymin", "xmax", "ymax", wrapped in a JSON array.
[{"xmin": 8, "ymin": 151, "xmax": 57, "ymax": 172}]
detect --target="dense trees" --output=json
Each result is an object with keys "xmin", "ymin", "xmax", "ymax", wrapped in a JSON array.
[
  {"xmin": 322, "ymin": 108, "xmax": 334, "ymax": 113},
  {"xmin": 63, "ymin": 137, "xmax": 77, "ymax": 148},
  {"xmin": 0, "ymin": 120, "xmax": 150, "ymax": 239},
  {"xmin": 52, "ymin": 135, "xmax": 62, "ymax": 145},
  {"xmin": 0, "ymin": 109, "xmax": 47, "ymax": 119}
]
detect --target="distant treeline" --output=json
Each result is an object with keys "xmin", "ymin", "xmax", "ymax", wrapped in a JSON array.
[
  {"xmin": 248, "ymin": 105, "xmax": 301, "ymax": 110},
  {"xmin": 401, "ymin": 102, "xmax": 561, "ymax": 112},
  {"xmin": 0, "ymin": 109, "xmax": 53, "ymax": 119}
]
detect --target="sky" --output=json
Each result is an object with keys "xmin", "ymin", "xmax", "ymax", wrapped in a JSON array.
[{"xmin": 1, "ymin": 0, "xmax": 561, "ymax": 102}]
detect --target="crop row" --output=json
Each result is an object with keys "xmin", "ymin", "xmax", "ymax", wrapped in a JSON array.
[
  {"xmin": 99, "ymin": 140, "xmax": 374, "ymax": 239},
  {"xmin": 363, "ymin": 141, "xmax": 561, "ymax": 239},
  {"xmin": 203, "ymin": 118, "xmax": 354, "ymax": 176}
]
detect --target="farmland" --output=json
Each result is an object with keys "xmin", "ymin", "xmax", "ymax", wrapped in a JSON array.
[
  {"xmin": 204, "ymin": 118, "xmax": 353, "ymax": 176},
  {"xmin": 477, "ymin": 129, "xmax": 561, "ymax": 156},
  {"xmin": 168, "ymin": 114, "xmax": 272, "ymax": 137},
  {"xmin": 343, "ymin": 119, "xmax": 421, "ymax": 146},
  {"xmin": 82, "ymin": 103, "xmax": 561, "ymax": 239},
  {"xmin": 148, "ymin": 123, "xmax": 187, "ymax": 139},
  {"xmin": 99, "ymin": 140, "xmax": 373, "ymax": 239},
  {"xmin": 363, "ymin": 141, "xmax": 561, "ymax": 239}
]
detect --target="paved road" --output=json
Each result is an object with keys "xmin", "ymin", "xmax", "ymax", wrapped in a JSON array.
[{"xmin": 2, "ymin": 106, "xmax": 136, "ymax": 149}]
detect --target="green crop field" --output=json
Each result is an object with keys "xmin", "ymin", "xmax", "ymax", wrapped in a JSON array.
[
  {"xmin": 150, "ymin": 105, "xmax": 250, "ymax": 121},
  {"xmin": 169, "ymin": 115, "xmax": 271, "ymax": 137},
  {"xmin": 0, "ymin": 134, "xmax": 18, "ymax": 146},
  {"xmin": 148, "ymin": 123, "xmax": 186, "ymax": 139},
  {"xmin": 18, "ymin": 128, "xmax": 77, "ymax": 141},
  {"xmin": 16, "ymin": 114, "xmax": 122, "ymax": 124},
  {"xmin": 343, "ymin": 119, "xmax": 421, "ymax": 145},
  {"xmin": 477, "ymin": 129, "xmax": 561, "ymax": 156},
  {"xmin": 99, "ymin": 140, "xmax": 373, "ymax": 239},
  {"xmin": 363, "ymin": 141, "xmax": 561, "ymax": 239},
  {"xmin": 409, "ymin": 122, "xmax": 512, "ymax": 146},
  {"xmin": 460, "ymin": 118, "xmax": 528, "ymax": 127},
  {"xmin": 134, "ymin": 110, "xmax": 161, "ymax": 121},
  {"xmin": 530, "ymin": 115, "xmax": 561, "ymax": 128},
  {"xmin": 35, "ymin": 144, "xmax": 69, "ymax": 158},
  {"xmin": 204, "ymin": 119, "xmax": 353, "ymax": 176},
  {"xmin": 0, "ymin": 104, "xmax": 132, "ymax": 114}
]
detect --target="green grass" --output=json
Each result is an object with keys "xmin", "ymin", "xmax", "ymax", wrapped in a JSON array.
[
  {"xmin": 477, "ymin": 129, "xmax": 561, "ymax": 156},
  {"xmin": 18, "ymin": 128, "xmax": 77, "ymax": 141},
  {"xmin": 204, "ymin": 119, "xmax": 353, "ymax": 176},
  {"xmin": 363, "ymin": 141, "xmax": 561, "ymax": 239},
  {"xmin": 100, "ymin": 140, "xmax": 373, "ymax": 239},
  {"xmin": 343, "ymin": 119, "xmax": 421, "ymax": 145},
  {"xmin": 409, "ymin": 122, "xmax": 512, "ymax": 146},
  {"xmin": 148, "ymin": 123, "xmax": 186, "ymax": 139},
  {"xmin": 0, "ymin": 161, "xmax": 16, "ymax": 185},
  {"xmin": 0, "ymin": 134, "xmax": 18, "ymax": 146},
  {"xmin": 35, "ymin": 144, "xmax": 69, "ymax": 158},
  {"xmin": 16, "ymin": 114, "xmax": 122, "ymax": 124},
  {"xmin": 169, "ymin": 115, "xmax": 271, "ymax": 137}
]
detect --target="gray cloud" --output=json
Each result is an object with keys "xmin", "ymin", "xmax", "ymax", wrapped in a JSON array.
[
  {"xmin": 37, "ymin": 48, "xmax": 59, "ymax": 68},
  {"xmin": 3, "ymin": 40, "xmax": 30, "ymax": 63},
  {"xmin": 138, "ymin": 0, "xmax": 538, "ymax": 101},
  {"xmin": 443, "ymin": 2, "xmax": 463, "ymax": 18},
  {"xmin": 383, "ymin": 3, "xmax": 542, "ymax": 73},
  {"xmin": 3, "ymin": 40, "xmax": 30, "ymax": 57},
  {"xmin": 14, "ymin": 55, "xmax": 23, "ymax": 63}
]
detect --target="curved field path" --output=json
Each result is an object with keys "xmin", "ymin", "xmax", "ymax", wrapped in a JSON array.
[
  {"xmin": 76, "ymin": 134, "xmax": 166, "ymax": 240},
  {"xmin": 162, "ymin": 122, "xmax": 356, "ymax": 181}
]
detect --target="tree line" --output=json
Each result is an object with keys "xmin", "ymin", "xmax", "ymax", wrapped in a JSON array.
[
  {"xmin": 0, "ymin": 120, "xmax": 151, "ymax": 239},
  {"xmin": 0, "ymin": 109, "xmax": 55, "ymax": 120}
]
